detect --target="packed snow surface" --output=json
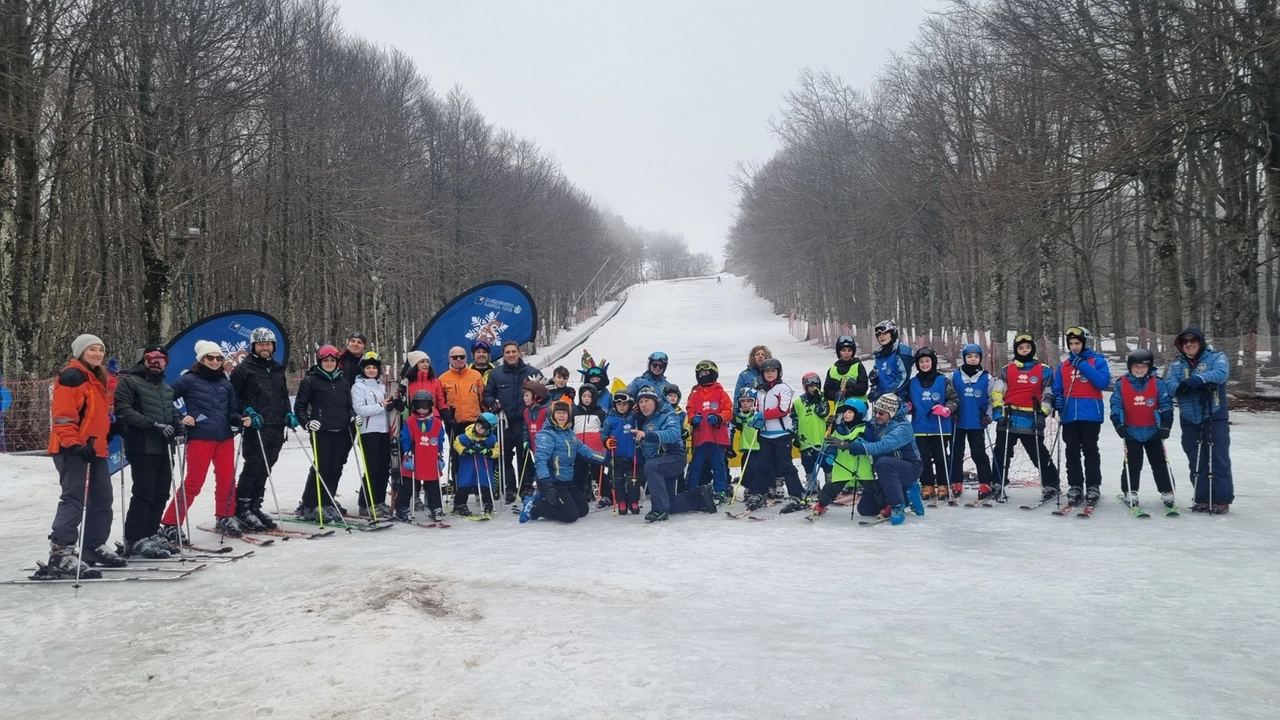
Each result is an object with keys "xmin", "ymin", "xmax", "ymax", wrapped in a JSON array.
[{"xmin": 2, "ymin": 276, "xmax": 1278, "ymax": 719}]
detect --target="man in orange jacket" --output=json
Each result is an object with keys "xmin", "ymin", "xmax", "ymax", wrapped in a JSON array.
[{"xmin": 439, "ymin": 345, "xmax": 485, "ymax": 483}]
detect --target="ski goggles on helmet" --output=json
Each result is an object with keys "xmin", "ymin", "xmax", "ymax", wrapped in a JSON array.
[{"xmin": 317, "ymin": 345, "xmax": 340, "ymax": 360}]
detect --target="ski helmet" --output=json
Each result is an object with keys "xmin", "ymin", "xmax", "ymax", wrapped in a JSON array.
[
  {"xmin": 1065, "ymin": 326, "xmax": 1094, "ymax": 350},
  {"xmin": 960, "ymin": 343, "xmax": 983, "ymax": 361},
  {"xmin": 838, "ymin": 398, "xmax": 868, "ymax": 424},
  {"xmin": 873, "ymin": 320, "xmax": 899, "ymax": 343},
  {"xmin": 1126, "ymin": 348, "xmax": 1155, "ymax": 371},
  {"xmin": 695, "ymin": 359, "xmax": 719, "ymax": 386},
  {"xmin": 737, "ymin": 387, "xmax": 757, "ymax": 405},
  {"xmin": 663, "ymin": 383, "xmax": 682, "ymax": 403},
  {"xmin": 411, "ymin": 390, "xmax": 434, "ymax": 413},
  {"xmin": 475, "ymin": 412, "xmax": 498, "ymax": 434},
  {"xmin": 801, "ymin": 371, "xmax": 822, "ymax": 389},
  {"xmin": 612, "ymin": 390, "xmax": 634, "ymax": 407},
  {"xmin": 316, "ymin": 345, "xmax": 340, "ymax": 360},
  {"xmin": 250, "ymin": 327, "xmax": 276, "ymax": 347},
  {"xmin": 913, "ymin": 347, "xmax": 938, "ymax": 371},
  {"xmin": 358, "ymin": 350, "xmax": 382, "ymax": 371},
  {"xmin": 647, "ymin": 351, "xmax": 669, "ymax": 370},
  {"xmin": 835, "ymin": 334, "xmax": 857, "ymax": 356},
  {"xmin": 759, "ymin": 357, "xmax": 782, "ymax": 377}
]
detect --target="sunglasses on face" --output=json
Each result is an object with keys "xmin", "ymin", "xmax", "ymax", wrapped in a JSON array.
[
  {"xmin": 204, "ymin": 355, "xmax": 225, "ymax": 362},
  {"xmin": 450, "ymin": 355, "xmax": 466, "ymax": 360}
]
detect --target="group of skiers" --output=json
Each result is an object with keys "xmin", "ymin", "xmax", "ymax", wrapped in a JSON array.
[{"xmin": 38, "ymin": 318, "xmax": 1236, "ymax": 579}]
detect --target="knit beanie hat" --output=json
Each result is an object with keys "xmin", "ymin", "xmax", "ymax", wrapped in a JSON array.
[
  {"xmin": 71, "ymin": 334, "xmax": 104, "ymax": 359},
  {"xmin": 873, "ymin": 394, "xmax": 900, "ymax": 417},
  {"xmin": 405, "ymin": 350, "xmax": 428, "ymax": 367},
  {"xmin": 194, "ymin": 340, "xmax": 221, "ymax": 359}
]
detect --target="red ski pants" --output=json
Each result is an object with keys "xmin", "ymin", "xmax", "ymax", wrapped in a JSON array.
[{"xmin": 162, "ymin": 438, "xmax": 236, "ymax": 524}]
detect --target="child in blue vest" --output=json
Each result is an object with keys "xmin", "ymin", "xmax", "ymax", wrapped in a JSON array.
[
  {"xmin": 908, "ymin": 348, "xmax": 958, "ymax": 502},
  {"xmin": 949, "ymin": 343, "xmax": 994, "ymax": 499},
  {"xmin": 1109, "ymin": 349, "xmax": 1175, "ymax": 511},
  {"xmin": 603, "ymin": 391, "xmax": 641, "ymax": 515}
]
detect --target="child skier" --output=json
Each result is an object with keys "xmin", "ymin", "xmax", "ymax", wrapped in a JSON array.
[
  {"xmin": 753, "ymin": 359, "xmax": 807, "ymax": 513},
  {"xmin": 398, "ymin": 391, "xmax": 448, "ymax": 521},
  {"xmin": 520, "ymin": 378, "xmax": 551, "ymax": 495},
  {"xmin": 686, "ymin": 360, "xmax": 733, "ymax": 503},
  {"xmin": 949, "ymin": 343, "xmax": 994, "ymax": 499},
  {"xmin": 908, "ymin": 348, "xmax": 959, "ymax": 503},
  {"xmin": 603, "ymin": 391, "xmax": 641, "ymax": 514},
  {"xmin": 991, "ymin": 333, "xmax": 1061, "ymax": 504},
  {"xmin": 810, "ymin": 398, "xmax": 874, "ymax": 520},
  {"xmin": 523, "ymin": 399, "xmax": 608, "ymax": 523},
  {"xmin": 792, "ymin": 371, "xmax": 831, "ymax": 492},
  {"xmin": 665, "ymin": 383, "xmax": 690, "ymax": 491},
  {"xmin": 1052, "ymin": 326, "xmax": 1111, "ymax": 513},
  {"xmin": 824, "ymin": 334, "xmax": 869, "ymax": 405},
  {"xmin": 869, "ymin": 320, "xmax": 915, "ymax": 402},
  {"xmin": 731, "ymin": 389, "xmax": 764, "ymax": 505},
  {"xmin": 352, "ymin": 352, "xmax": 394, "ymax": 520},
  {"xmin": 572, "ymin": 384, "xmax": 608, "ymax": 503},
  {"xmin": 1110, "ymin": 349, "xmax": 1176, "ymax": 513},
  {"xmin": 453, "ymin": 412, "xmax": 500, "ymax": 520},
  {"xmin": 547, "ymin": 365, "xmax": 576, "ymax": 405}
]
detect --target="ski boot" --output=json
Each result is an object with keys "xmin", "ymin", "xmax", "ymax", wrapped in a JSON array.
[
  {"xmin": 374, "ymin": 503, "xmax": 394, "ymax": 519},
  {"xmin": 1084, "ymin": 487, "xmax": 1101, "ymax": 508},
  {"xmin": 41, "ymin": 543, "xmax": 102, "ymax": 579},
  {"xmin": 82, "ymin": 543, "xmax": 127, "ymax": 568},
  {"xmin": 1209, "ymin": 504, "xmax": 1230, "ymax": 515},
  {"xmin": 1064, "ymin": 487, "xmax": 1084, "ymax": 507},
  {"xmin": 320, "ymin": 506, "xmax": 344, "ymax": 525},
  {"xmin": 630, "ymin": 502, "xmax": 642, "ymax": 515},
  {"xmin": 977, "ymin": 483, "xmax": 994, "ymax": 500},
  {"xmin": 779, "ymin": 496, "xmax": 808, "ymax": 514},
  {"xmin": 1122, "ymin": 491, "xmax": 1139, "ymax": 506},
  {"xmin": 807, "ymin": 504, "xmax": 828, "ymax": 521},
  {"xmin": 617, "ymin": 500, "xmax": 629, "ymax": 516},
  {"xmin": 1160, "ymin": 492, "xmax": 1177, "ymax": 509},
  {"xmin": 482, "ymin": 503, "xmax": 495, "ymax": 518},
  {"xmin": 596, "ymin": 496, "xmax": 613, "ymax": 509},
  {"xmin": 125, "ymin": 537, "xmax": 171, "ymax": 560},
  {"xmin": 157, "ymin": 523, "xmax": 189, "ymax": 549},
  {"xmin": 950, "ymin": 482, "xmax": 964, "ymax": 499},
  {"xmin": 431, "ymin": 508, "xmax": 445, "ymax": 523},
  {"xmin": 1041, "ymin": 486, "xmax": 1060, "ymax": 503},
  {"xmin": 920, "ymin": 484, "xmax": 935, "ymax": 501},
  {"xmin": 990, "ymin": 483, "xmax": 1005, "ymax": 502},
  {"xmin": 713, "ymin": 491, "xmax": 729, "ymax": 506},
  {"xmin": 504, "ymin": 491, "xmax": 518, "ymax": 505},
  {"xmin": 699, "ymin": 485, "xmax": 718, "ymax": 513},
  {"xmin": 250, "ymin": 503, "xmax": 278, "ymax": 530},
  {"xmin": 215, "ymin": 515, "xmax": 245, "ymax": 537},
  {"xmin": 452, "ymin": 503, "xmax": 472, "ymax": 518},
  {"xmin": 745, "ymin": 494, "xmax": 766, "ymax": 511},
  {"xmin": 518, "ymin": 493, "xmax": 539, "ymax": 523},
  {"xmin": 393, "ymin": 508, "xmax": 413, "ymax": 523},
  {"xmin": 644, "ymin": 510, "xmax": 669, "ymax": 523},
  {"xmin": 890, "ymin": 504, "xmax": 906, "ymax": 526},
  {"xmin": 1191, "ymin": 502, "xmax": 1210, "ymax": 513},
  {"xmin": 906, "ymin": 482, "xmax": 925, "ymax": 516},
  {"xmin": 236, "ymin": 507, "xmax": 265, "ymax": 533},
  {"xmin": 413, "ymin": 496, "xmax": 425, "ymax": 512}
]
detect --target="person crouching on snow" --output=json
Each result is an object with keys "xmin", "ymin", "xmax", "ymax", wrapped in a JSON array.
[
  {"xmin": 521, "ymin": 399, "xmax": 607, "ymax": 523},
  {"xmin": 851, "ymin": 394, "xmax": 926, "ymax": 525}
]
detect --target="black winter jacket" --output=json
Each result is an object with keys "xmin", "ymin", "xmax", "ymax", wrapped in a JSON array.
[
  {"xmin": 172, "ymin": 364, "xmax": 242, "ymax": 442},
  {"xmin": 114, "ymin": 364, "xmax": 181, "ymax": 455},
  {"xmin": 293, "ymin": 365, "xmax": 352, "ymax": 431},
  {"xmin": 230, "ymin": 354, "xmax": 291, "ymax": 424},
  {"xmin": 484, "ymin": 359, "xmax": 543, "ymax": 425}
]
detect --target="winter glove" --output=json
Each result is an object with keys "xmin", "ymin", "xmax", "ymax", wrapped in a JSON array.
[
  {"xmin": 825, "ymin": 437, "xmax": 849, "ymax": 450},
  {"xmin": 996, "ymin": 414, "xmax": 1010, "ymax": 430},
  {"xmin": 536, "ymin": 479, "xmax": 554, "ymax": 496},
  {"xmin": 1159, "ymin": 427, "xmax": 1171, "ymax": 440},
  {"xmin": 847, "ymin": 442, "xmax": 867, "ymax": 456},
  {"xmin": 868, "ymin": 369, "xmax": 879, "ymax": 387},
  {"xmin": 306, "ymin": 420, "xmax": 321, "ymax": 432},
  {"xmin": 980, "ymin": 414, "xmax": 992, "ymax": 427},
  {"xmin": 152, "ymin": 422, "xmax": 175, "ymax": 440},
  {"xmin": 791, "ymin": 434, "xmax": 802, "ymax": 450},
  {"xmin": 354, "ymin": 415, "xmax": 363, "ymax": 427},
  {"xmin": 487, "ymin": 400, "xmax": 503, "ymax": 413},
  {"xmin": 1113, "ymin": 422, "xmax": 1126, "ymax": 439},
  {"xmin": 691, "ymin": 414, "xmax": 703, "ymax": 427},
  {"xmin": 708, "ymin": 414, "xmax": 722, "ymax": 428},
  {"xmin": 285, "ymin": 412, "xmax": 301, "ymax": 429},
  {"xmin": 930, "ymin": 406, "xmax": 952, "ymax": 418},
  {"xmin": 749, "ymin": 413, "xmax": 765, "ymax": 430},
  {"xmin": 245, "ymin": 407, "xmax": 264, "ymax": 430},
  {"xmin": 726, "ymin": 447, "xmax": 737, "ymax": 459},
  {"xmin": 438, "ymin": 459, "xmax": 445, "ymax": 475},
  {"xmin": 391, "ymin": 397, "xmax": 405, "ymax": 412},
  {"xmin": 1183, "ymin": 375, "xmax": 1206, "ymax": 390},
  {"xmin": 605, "ymin": 437, "xmax": 618, "ymax": 451},
  {"xmin": 402, "ymin": 452, "xmax": 414, "ymax": 472},
  {"xmin": 1052, "ymin": 396, "xmax": 1064, "ymax": 413},
  {"xmin": 440, "ymin": 407, "xmax": 456, "ymax": 426},
  {"xmin": 1035, "ymin": 413, "xmax": 1047, "ymax": 431}
]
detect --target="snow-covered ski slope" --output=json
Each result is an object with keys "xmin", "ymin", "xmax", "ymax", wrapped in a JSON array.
[{"xmin": 3, "ymin": 275, "xmax": 1279, "ymax": 719}]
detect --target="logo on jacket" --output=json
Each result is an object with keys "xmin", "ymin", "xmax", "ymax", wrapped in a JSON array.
[
  {"xmin": 922, "ymin": 391, "xmax": 940, "ymax": 402},
  {"xmin": 1132, "ymin": 394, "xmax": 1146, "ymax": 405},
  {"xmin": 1196, "ymin": 363, "xmax": 1207, "ymax": 372},
  {"xmin": 964, "ymin": 387, "xmax": 980, "ymax": 397},
  {"xmin": 466, "ymin": 311, "xmax": 509, "ymax": 345}
]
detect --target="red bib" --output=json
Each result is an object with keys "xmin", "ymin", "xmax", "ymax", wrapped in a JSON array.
[
  {"xmin": 1061, "ymin": 357, "xmax": 1104, "ymax": 400},
  {"xmin": 1002, "ymin": 362, "xmax": 1046, "ymax": 409},
  {"xmin": 1119, "ymin": 377, "xmax": 1158, "ymax": 427}
]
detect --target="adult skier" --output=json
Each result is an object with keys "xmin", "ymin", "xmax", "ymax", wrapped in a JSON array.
[
  {"xmin": 1165, "ymin": 326, "xmax": 1233, "ymax": 513},
  {"xmin": 114, "ymin": 344, "xmax": 183, "ymax": 558},
  {"xmin": 850, "ymin": 394, "xmax": 925, "ymax": 525},
  {"xmin": 230, "ymin": 327, "xmax": 293, "ymax": 531}
]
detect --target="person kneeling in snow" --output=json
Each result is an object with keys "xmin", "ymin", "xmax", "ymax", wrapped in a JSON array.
[
  {"xmin": 521, "ymin": 400, "xmax": 607, "ymax": 523},
  {"xmin": 634, "ymin": 387, "xmax": 718, "ymax": 523},
  {"xmin": 851, "ymin": 394, "xmax": 926, "ymax": 525}
]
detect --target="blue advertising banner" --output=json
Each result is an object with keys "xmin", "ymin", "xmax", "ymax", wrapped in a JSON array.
[
  {"xmin": 163, "ymin": 310, "xmax": 289, "ymax": 385},
  {"xmin": 413, "ymin": 282, "xmax": 538, "ymax": 366}
]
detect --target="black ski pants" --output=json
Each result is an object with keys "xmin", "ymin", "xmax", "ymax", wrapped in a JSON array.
[
  {"xmin": 532, "ymin": 482, "xmax": 589, "ymax": 523},
  {"xmin": 1122, "ymin": 436, "xmax": 1173, "ymax": 494},
  {"xmin": 1062, "ymin": 421, "xmax": 1102, "ymax": 489},
  {"xmin": 994, "ymin": 428, "xmax": 1059, "ymax": 489},
  {"xmin": 237, "ymin": 426, "xmax": 285, "ymax": 508},
  {"xmin": 356, "ymin": 431, "xmax": 391, "ymax": 508},
  {"xmin": 950, "ymin": 428, "xmax": 994, "ymax": 485},
  {"xmin": 123, "ymin": 451, "xmax": 172, "ymax": 544},
  {"xmin": 300, "ymin": 430, "xmax": 351, "ymax": 509},
  {"xmin": 917, "ymin": 435, "xmax": 951, "ymax": 487}
]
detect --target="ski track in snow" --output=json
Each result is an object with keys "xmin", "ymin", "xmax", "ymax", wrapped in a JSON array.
[{"xmin": 2, "ymin": 276, "xmax": 1279, "ymax": 719}]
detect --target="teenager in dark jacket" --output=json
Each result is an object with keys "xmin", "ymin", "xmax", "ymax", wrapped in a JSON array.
[
  {"xmin": 230, "ymin": 327, "xmax": 294, "ymax": 531},
  {"xmin": 114, "ymin": 345, "xmax": 183, "ymax": 558},
  {"xmin": 160, "ymin": 341, "xmax": 251, "ymax": 541},
  {"xmin": 293, "ymin": 345, "xmax": 353, "ymax": 523}
]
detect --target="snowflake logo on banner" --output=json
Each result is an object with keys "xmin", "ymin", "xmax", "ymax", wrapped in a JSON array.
[
  {"xmin": 220, "ymin": 340, "xmax": 250, "ymax": 369},
  {"xmin": 466, "ymin": 311, "xmax": 509, "ymax": 345}
]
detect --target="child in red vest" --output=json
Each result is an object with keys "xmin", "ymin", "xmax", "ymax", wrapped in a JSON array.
[
  {"xmin": 398, "ymin": 390, "xmax": 447, "ymax": 521},
  {"xmin": 991, "ymin": 333, "xmax": 1061, "ymax": 503},
  {"xmin": 1052, "ymin": 326, "xmax": 1111, "ymax": 511},
  {"xmin": 1109, "ymin": 349, "xmax": 1176, "ymax": 512}
]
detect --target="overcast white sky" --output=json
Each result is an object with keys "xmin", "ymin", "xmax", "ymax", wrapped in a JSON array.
[{"xmin": 335, "ymin": 1, "xmax": 946, "ymax": 263}]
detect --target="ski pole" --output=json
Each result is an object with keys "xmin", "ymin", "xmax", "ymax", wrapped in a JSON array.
[
  {"xmin": 352, "ymin": 423, "xmax": 379, "ymax": 523},
  {"xmin": 728, "ymin": 449, "xmax": 751, "ymax": 509},
  {"xmin": 117, "ymin": 459, "xmax": 127, "ymax": 538},
  {"xmin": 73, "ymin": 438, "xmax": 97, "ymax": 591},
  {"xmin": 1162, "ymin": 439, "xmax": 1179, "ymax": 507},
  {"xmin": 1120, "ymin": 436, "xmax": 1133, "ymax": 508},
  {"xmin": 308, "ymin": 429, "xmax": 352, "ymax": 532},
  {"xmin": 219, "ymin": 433, "xmax": 242, "ymax": 546},
  {"xmin": 258, "ymin": 428, "xmax": 285, "ymax": 528},
  {"xmin": 937, "ymin": 415, "xmax": 953, "ymax": 504}
]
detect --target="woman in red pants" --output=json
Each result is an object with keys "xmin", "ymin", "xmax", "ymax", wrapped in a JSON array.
[{"xmin": 158, "ymin": 340, "xmax": 251, "ymax": 545}]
